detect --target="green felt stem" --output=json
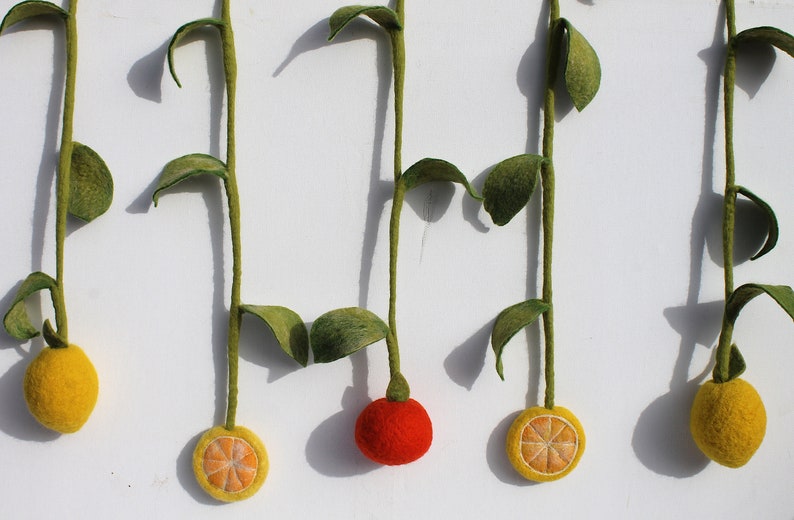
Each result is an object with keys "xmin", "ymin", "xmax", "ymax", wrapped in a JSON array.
[
  {"xmin": 716, "ymin": 0, "xmax": 738, "ymax": 382},
  {"xmin": 540, "ymin": 0, "xmax": 560, "ymax": 410},
  {"xmin": 385, "ymin": 0, "xmax": 407, "ymax": 401},
  {"xmin": 219, "ymin": 0, "xmax": 242, "ymax": 431},
  {"xmin": 53, "ymin": 0, "xmax": 79, "ymax": 342}
]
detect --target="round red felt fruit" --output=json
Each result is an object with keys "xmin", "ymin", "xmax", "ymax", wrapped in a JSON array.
[{"xmin": 354, "ymin": 398, "xmax": 433, "ymax": 465}]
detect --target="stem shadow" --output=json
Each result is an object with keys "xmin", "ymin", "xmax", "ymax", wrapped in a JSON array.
[{"xmin": 632, "ymin": 5, "xmax": 726, "ymax": 478}]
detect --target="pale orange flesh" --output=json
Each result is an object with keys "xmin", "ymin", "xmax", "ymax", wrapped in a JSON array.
[
  {"xmin": 519, "ymin": 415, "xmax": 579, "ymax": 475},
  {"xmin": 202, "ymin": 436, "xmax": 258, "ymax": 493}
]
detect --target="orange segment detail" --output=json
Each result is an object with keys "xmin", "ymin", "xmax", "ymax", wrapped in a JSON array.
[
  {"xmin": 519, "ymin": 415, "xmax": 579, "ymax": 475},
  {"xmin": 202, "ymin": 436, "xmax": 258, "ymax": 493}
]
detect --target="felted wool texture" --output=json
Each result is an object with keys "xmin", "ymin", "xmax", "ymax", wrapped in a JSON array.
[
  {"xmin": 354, "ymin": 398, "xmax": 432, "ymax": 465},
  {"xmin": 23, "ymin": 344, "xmax": 98, "ymax": 433},
  {"xmin": 192, "ymin": 425, "xmax": 269, "ymax": 502},
  {"xmin": 690, "ymin": 379, "xmax": 766, "ymax": 468},
  {"xmin": 505, "ymin": 405, "xmax": 585, "ymax": 482}
]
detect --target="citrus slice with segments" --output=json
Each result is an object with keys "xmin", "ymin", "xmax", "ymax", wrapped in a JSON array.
[
  {"xmin": 505, "ymin": 406, "xmax": 585, "ymax": 482},
  {"xmin": 193, "ymin": 425, "xmax": 268, "ymax": 501}
]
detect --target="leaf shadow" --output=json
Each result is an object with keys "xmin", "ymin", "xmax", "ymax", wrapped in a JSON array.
[
  {"xmin": 703, "ymin": 192, "xmax": 774, "ymax": 267},
  {"xmin": 633, "ymin": 5, "xmax": 725, "ymax": 478},
  {"xmin": 127, "ymin": 39, "xmax": 168, "ymax": 103},
  {"xmin": 734, "ymin": 40, "xmax": 776, "ymax": 99},
  {"xmin": 443, "ymin": 321, "xmax": 491, "ymax": 391},
  {"xmin": 305, "ymin": 352, "xmax": 380, "ymax": 477}
]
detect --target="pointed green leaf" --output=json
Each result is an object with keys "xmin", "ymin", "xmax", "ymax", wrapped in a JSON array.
[
  {"xmin": 733, "ymin": 26, "xmax": 794, "ymax": 59},
  {"xmin": 0, "ymin": 1, "xmax": 67, "ymax": 34},
  {"xmin": 152, "ymin": 153, "xmax": 227, "ymax": 206},
  {"xmin": 712, "ymin": 344, "xmax": 746, "ymax": 383},
  {"xmin": 3, "ymin": 271, "xmax": 57, "ymax": 340},
  {"xmin": 328, "ymin": 5, "xmax": 402, "ymax": 41},
  {"xmin": 68, "ymin": 143, "xmax": 114, "ymax": 222},
  {"xmin": 400, "ymin": 158, "xmax": 481, "ymax": 200},
  {"xmin": 726, "ymin": 283, "xmax": 794, "ymax": 325},
  {"xmin": 482, "ymin": 154, "xmax": 546, "ymax": 226},
  {"xmin": 167, "ymin": 18, "xmax": 225, "ymax": 88},
  {"xmin": 736, "ymin": 186, "xmax": 779, "ymax": 260},
  {"xmin": 554, "ymin": 19, "xmax": 602, "ymax": 111},
  {"xmin": 240, "ymin": 305, "xmax": 309, "ymax": 367},
  {"xmin": 310, "ymin": 307, "xmax": 389, "ymax": 363},
  {"xmin": 491, "ymin": 299, "xmax": 550, "ymax": 380}
]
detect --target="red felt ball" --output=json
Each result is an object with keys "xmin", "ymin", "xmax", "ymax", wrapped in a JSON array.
[{"xmin": 354, "ymin": 398, "xmax": 433, "ymax": 465}]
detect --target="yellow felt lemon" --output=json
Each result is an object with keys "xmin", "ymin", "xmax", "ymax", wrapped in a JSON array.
[
  {"xmin": 23, "ymin": 344, "xmax": 98, "ymax": 434},
  {"xmin": 505, "ymin": 405, "xmax": 585, "ymax": 482},
  {"xmin": 193, "ymin": 425, "xmax": 269, "ymax": 502},
  {"xmin": 690, "ymin": 378, "xmax": 766, "ymax": 468}
]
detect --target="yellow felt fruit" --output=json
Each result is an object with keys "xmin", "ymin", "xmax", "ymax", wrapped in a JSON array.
[
  {"xmin": 690, "ymin": 378, "xmax": 766, "ymax": 468},
  {"xmin": 23, "ymin": 344, "xmax": 99, "ymax": 433},
  {"xmin": 505, "ymin": 405, "xmax": 585, "ymax": 482},
  {"xmin": 193, "ymin": 425, "xmax": 269, "ymax": 502}
]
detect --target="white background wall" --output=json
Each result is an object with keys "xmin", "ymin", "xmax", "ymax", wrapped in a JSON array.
[{"xmin": 1, "ymin": 0, "xmax": 793, "ymax": 518}]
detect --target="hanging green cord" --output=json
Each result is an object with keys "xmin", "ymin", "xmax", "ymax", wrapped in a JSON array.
[
  {"xmin": 716, "ymin": 0, "xmax": 738, "ymax": 382},
  {"xmin": 541, "ymin": 0, "xmax": 560, "ymax": 410},
  {"xmin": 219, "ymin": 0, "xmax": 243, "ymax": 431},
  {"xmin": 385, "ymin": 0, "xmax": 407, "ymax": 400},
  {"xmin": 53, "ymin": 0, "xmax": 80, "ymax": 342}
]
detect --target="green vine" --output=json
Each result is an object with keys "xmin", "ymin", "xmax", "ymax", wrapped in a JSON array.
[
  {"xmin": 1, "ymin": 0, "xmax": 114, "ymax": 348},
  {"xmin": 712, "ymin": 0, "xmax": 794, "ymax": 384},
  {"xmin": 310, "ymin": 1, "xmax": 480, "ymax": 404}
]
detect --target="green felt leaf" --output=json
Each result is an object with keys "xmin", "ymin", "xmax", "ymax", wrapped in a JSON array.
[
  {"xmin": 68, "ymin": 143, "xmax": 113, "ymax": 222},
  {"xmin": 482, "ymin": 154, "xmax": 546, "ymax": 226},
  {"xmin": 152, "ymin": 153, "xmax": 228, "ymax": 206},
  {"xmin": 726, "ymin": 283, "xmax": 794, "ymax": 326},
  {"xmin": 310, "ymin": 307, "xmax": 389, "ymax": 363},
  {"xmin": 328, "ymin": 5, "xmax": 402, "ymax": 41},
  {"xmin": 3, "ymin": 271, "xmax": 57, "ymax": 340},
  {"xmin": 491, "ymin": 299, "xmax": 550, "ymax": 380},
  {"xmin": 167, "ymin": 18, "xmax": 226, "ymax": 88},
  {"xmin": 713, "ymin": 344, "xmax": 746, "ymax": 383},
  {"xmin": 400, "ymin": 158, "xmax": 481, "ymax": 200},
  {"xmin": 240, "ymin": 305, "xmax": 309, "ymax": 367},
  {"xmin": 0, "ymin": 1, "xmax": 67, "ymax": 34},
  {"xmin": 42, "ymin": 319, "xmax": 67, "ymax": 349},
  {"xmin": 736, "ymin": 186, "xmax": 779, "ymax": 260},
  {"xmin": 733, "ymin": 26, "xmax": 794, "ymax": 58},
  {"xmin": 555, "ymin": 19, "xmax": 602, "ymax": 111}
]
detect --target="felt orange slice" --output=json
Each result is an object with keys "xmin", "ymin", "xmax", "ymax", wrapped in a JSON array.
[
  {"xmin": 506, "ymin": 406, "xmax": 585, "ymax": 482},
  {"xmin": 193, "ymin": 425, "xmax": 268, "ymax": 501}
]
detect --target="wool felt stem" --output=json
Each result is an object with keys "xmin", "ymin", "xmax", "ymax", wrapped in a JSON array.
[
  {"xmin": 716, "ymin": 0, "xmax": 738, "ymax": 382},
  {"xmin": 540, "ymin": 0, "xmax": 561, "ymax": 410},
  {"xmin": 385, "ymin": 0, "xmax": 407, "ymax": 402},
  {"xmin": 218, "ymin": 0, "xmax": 243, "ymax": 431},
  {"xmin": 53, "ymin": 0, "xmax": 79, "ymax": 341}
]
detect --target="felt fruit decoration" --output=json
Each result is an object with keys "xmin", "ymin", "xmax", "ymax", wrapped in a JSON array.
[
  {"xmin": 354, "ymin": 398, "xmax": 432, "ymax": 466},
  {"xmin": 153, "ymin": 0, "xmax": 308, "ymax": 502},
  {"xmin": 23, "ymin": 343, "xmax": 98, "ymax": 434},
  {"xmin": 505, "ymin": 406, "xmax": 585, "ymax": 482},
  {"xmin": 481, "ymin": 0, "xmax": 600, "ymax": 482},
  {"xmin": 193, "ymin": 425, "xmax": 269, "ymax": 502},
  {"xmin": 688, "ymin": 0, "xmax": 794, "ymax": 468},
  {"xmin": 309, "ymin": 0, "xmax": 479, "ymax": 466},
  {"xmin": 690, "ymin": 379, "xmax": 766, "ymax": 468},
  {"xmin": 0, "ymin": 0, "xmax": 113, "ymax": 434}
]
